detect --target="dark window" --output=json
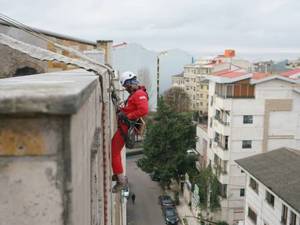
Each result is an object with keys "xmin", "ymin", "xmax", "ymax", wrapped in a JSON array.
[
  {"xmin": 14, "ymin": 67, "xmax": 38, "ymax": 77},
  {"xmin": 243, "ymin": 115, "xmax": 253, "ymax": 124},
  {"xmin": 248, "ymin": 207, "xmax": 257, "ymax": 224},
  {"xmin": 265, "ymin": 191, "xmax": 275, "ymax": 207},
  {"xmin": 249, "ymin": 178, "xmax": 258, "ymax": 193},
  {"xmin": 281, "ymin": 204, "xmax": 288, "ymax": 225},
  {"xmin": 242, "ymin": 140, "xmax": 252, "ymax": 149},
  {"xmin": 219, "ymin": 182, "xmax": 227, "ymax": 198},
  {"xmin": 290, "ymin": 211, "xmax": 296, "ymax": 225},
  {"xmin": 240, "ymin": 188, "xmax": 245, "ymax": 197}
]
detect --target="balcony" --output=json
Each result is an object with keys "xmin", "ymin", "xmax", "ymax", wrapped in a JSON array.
[{"xmin": 215, "ymin": 96, "xmax": 232, "ymax": 111}]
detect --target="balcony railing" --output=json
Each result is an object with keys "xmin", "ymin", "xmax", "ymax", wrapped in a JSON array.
[{"xmin": 214, "ymin": 116, "xmax": 230, "ymax": 126}]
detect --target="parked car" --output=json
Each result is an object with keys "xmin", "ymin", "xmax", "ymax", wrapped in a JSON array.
[
  {"xmin": 122, "ymin": 186, "xmax": 130, "ymax": 199},
  {"xmin": 159, "ymin": 195, "xmax": 175, "ymax": 207},
  {"xmin": 150, "ymin": 171, "xmax": 160, "ymax": 181},
  {"xmin": 162, "ymin": 206, "xmax": 179, "ymax": 225}
]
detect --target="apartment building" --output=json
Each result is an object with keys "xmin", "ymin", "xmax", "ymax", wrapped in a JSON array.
[
  {"xmin": 196, "ymin": 69, "xmax": 300, "ymax": 224},
  {"xmin": 172, "ymin": 50, "xmax": 251, "ymax": 114},
  {"xmin": 236, "ymin": 148, "xmax": 300, "ymax": 225}
]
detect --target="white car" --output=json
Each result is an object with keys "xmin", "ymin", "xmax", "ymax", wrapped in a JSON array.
[{"xmin": 122, "ymin": 186, "xmax": 130, "ymax": 198}]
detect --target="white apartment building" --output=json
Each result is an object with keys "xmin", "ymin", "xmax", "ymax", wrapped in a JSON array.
[
  {"xmin": 196, "ymin": 69, "xmax": 300, "ymax": 224},
  {"xmin": 236, "ymin": 148, "xmax": 300, "ymax": 225},
  {"xmin": 172, "ymin": 51, "xmax": 251, "ymax": 114},
  {"xmin": 172, "ymin": 64, "xmax": 210, "ymax": 113}
]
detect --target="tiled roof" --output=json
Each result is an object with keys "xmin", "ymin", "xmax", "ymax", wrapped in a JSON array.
[
  {"xmin": 281, "ymin": 68, "xmax": 300, "ymax": 77},
  {"xmin": 236, "ymin": 148, "xmax": 300, "ymax": 213},
  {"xmin": 213, "ymin": 69, "xmax": 248, "ymax": 78},
  {"xmin": 251, "ymin": 72, "xmax": 270, "ymax": 80}
]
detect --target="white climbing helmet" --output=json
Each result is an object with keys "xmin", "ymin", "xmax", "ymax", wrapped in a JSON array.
[{"xmin": 120, "ymin": 71, "xmax": 137, "ymax": 86}]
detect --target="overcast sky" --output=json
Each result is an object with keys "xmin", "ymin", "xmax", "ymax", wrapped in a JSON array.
[{"xmin": 1, "ymin": 0, "xmax": 300, "ymax": 58}]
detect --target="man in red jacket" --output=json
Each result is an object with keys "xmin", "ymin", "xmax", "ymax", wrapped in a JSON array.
[{"xmin": 111, "ymin": 71, "xmax": 149, "ymax": 193}]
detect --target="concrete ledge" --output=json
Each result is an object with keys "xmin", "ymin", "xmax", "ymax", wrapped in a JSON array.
[{"xmin": 0, "ymin": 69, "xmax": 98, "ymax": 115}]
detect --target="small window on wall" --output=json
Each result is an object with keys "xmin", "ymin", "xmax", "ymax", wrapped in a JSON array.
[
  {"xmin": 240, "ymin": 188, "xmax": 245, "ymax": 197},
  {"xmin": 290, "ymin": 211, "xmax": 296, "ymax": 225},
  {"xmin": 243, "ymin": 115, "xmax": 253, "ymax": 124},
  {"xmin": 248, "ymin": 207, "xmax": 257, "ymax": 224},
  {"xmin": 242, "ymin": 140, "xmax": 252, "ymax": 149},
  {"xmin": 249, "ymin": 177, "xmax": 258, "ymax": 193},
  {"xmin": 265, "ymin": 191, "xmax": 275, "ymax": 207}
]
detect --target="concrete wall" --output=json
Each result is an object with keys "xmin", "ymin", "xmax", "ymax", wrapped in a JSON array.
[
  {"xmin": 0, "ymin": 70, "xmax": 119, "ymax": 225},
  {"xmin": 244, "ymin": 174, "xmax": 300, "ymax": 225},
  {"xmin": 0, "ymin": 23, "xmax": 101, "ymax": 78}
]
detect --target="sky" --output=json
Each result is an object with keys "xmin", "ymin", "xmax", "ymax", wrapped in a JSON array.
[{"xmin": 1, "ymin": 0, "xmax": 300, "ymax": 60}]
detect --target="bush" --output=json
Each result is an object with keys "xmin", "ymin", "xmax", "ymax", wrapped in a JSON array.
[{"xmin": 216, "ymin": 221, "xmax": 229, "ymax": 225}]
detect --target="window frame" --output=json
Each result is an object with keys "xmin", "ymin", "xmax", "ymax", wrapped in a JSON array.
[
  {"xmin": 248, "ymin": 207, "xmax": 257, "ymax": 224},
  {"xmin": 265, "ymin": 190, "xmax": 275, "ymax": 207},
  {"xmin": 242, "ymin": 140, "xmax": 252, "ymax": 149},
  {"xmin": 243, "ymin": 115, "xmax": 253, "ymax": 124},
  {"xmin": 249, "ymin": 177, "xmax": 259, "ymax": 193},
  {"xmin": 240, "ymin": 188, "xmax": 245, "ymax": 197}
]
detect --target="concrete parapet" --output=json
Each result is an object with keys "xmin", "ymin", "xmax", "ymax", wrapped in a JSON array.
[{"xmin": 0, "ymin": 70, "xmax": 112, "ymax": 225}]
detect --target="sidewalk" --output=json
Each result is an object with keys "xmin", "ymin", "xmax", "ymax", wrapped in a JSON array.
[{"xmin": 176, "ymin": 195, "xmax": 199, "ymax": 225}]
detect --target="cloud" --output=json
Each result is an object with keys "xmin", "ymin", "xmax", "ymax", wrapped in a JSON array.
[{"xmin": 1, "ymin": 0, "xmax": 300, "ymax": 55}]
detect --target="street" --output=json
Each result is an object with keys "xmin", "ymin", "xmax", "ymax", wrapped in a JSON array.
[{"xmin": 126, "ymin": 155, "xmax": 166, "ymax": 225}]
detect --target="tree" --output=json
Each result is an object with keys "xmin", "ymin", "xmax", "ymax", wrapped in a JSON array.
[
  {"xmin": 163, "ymin": 87, "xmax": 191, "ymax": 113},
  {"xmin": 138, "ymin": 97, "xmax": 196, "ymax": 189},
  {"xmin": 189, "ymin": 166, "xmax": 221, "ymax": 211}
]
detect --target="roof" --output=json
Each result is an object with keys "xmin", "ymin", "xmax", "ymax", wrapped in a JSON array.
[
  {"xmin": 172, "ymin": 72, "xmax": 184, "ymax": 78},
  {"xmin": 281, "ymin": 68, "xmax": 300, "ymax": 78},
  {"xmin": 112, "ymin": 42, "xmax": 127, "ymax": 48},
  {"xmin": 236, "ymin": 148, "xmax": 300, "ymax": 213},
  {"xmin": 0, "ymin": 21, "xmax": 96, "ymax": 46},
  {"xmin": 251, "ymin": 72, "xmax": 270, "ymax": 80},
  {"xmin": 210, "ymin": 68, "xmax": 299, "ymax": 84},
  {"xmin": 213, "ymin": 69, "xmax": 248, "ymax": 78}
]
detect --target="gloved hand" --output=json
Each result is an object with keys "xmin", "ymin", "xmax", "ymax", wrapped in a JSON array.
[{"xmin": 117, "ymin": 111, "xmax": 128, "ymax": 122}]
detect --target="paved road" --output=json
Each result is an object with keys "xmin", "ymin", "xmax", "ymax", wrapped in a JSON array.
[{"xmin": 127, "ymin": 155, "xmax": 166, "ymax": 225}]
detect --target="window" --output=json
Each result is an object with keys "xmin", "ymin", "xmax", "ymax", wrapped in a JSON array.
[
  {"xmin": 265, "ymin": 191, "xmax": 275, "ymax": 207},
  {"xmin": 242, "ymin": 140, "xmax": 252, "ymax": 149},
  {"xmin": 240, "ymin": 188, "xmax": 245, "ymax": 197},
  {"xmin": 290, "ymin": 211, "xmax": 296, "ymax": 225},
  {"xmin": 281, "ymin": 204, "xmax": 288, "ymax": 225},
  {"xmin": 200, "ymin": 94, "xmax": 203, "ymax": 98},
  {"xmin": 248, "ymin": 207, "xmax": 257, "ymax": 224},
  {"xmin": 219, "ymin": 182, "xmax": 227, "ymax": 198},
  {"xmin": 249, "ymin": 177, "xmax": 258, "ymax": 193},
  {"xmin": 243, "ymin": 115, "xmax": 253, "ymax": 124}
]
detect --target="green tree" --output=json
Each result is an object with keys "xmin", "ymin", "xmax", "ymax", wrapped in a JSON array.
[
  {"xmin": 138, "ymin": 98, "xmax": 196, "ymax": 189},
  {"xmin": 163, "ymin": 87, "xmax": 191, "ymax": 112},
  {"xmin": 189, "ymin": 166, "xmax": 221, "ymax": 211}
]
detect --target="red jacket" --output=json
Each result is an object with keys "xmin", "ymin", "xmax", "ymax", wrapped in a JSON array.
[{"xmin": 121, "ymin": 87, "xmax": 149, "ymax": 120}]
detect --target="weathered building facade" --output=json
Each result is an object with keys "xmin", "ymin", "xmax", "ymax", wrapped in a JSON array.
[
  {"xmin": 0, "ymin": 21, "xmax": 108, "ymax": 78},
  {"xmin": 0, "ymin": 27, "xmax": 126, "ymax": 225}
]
